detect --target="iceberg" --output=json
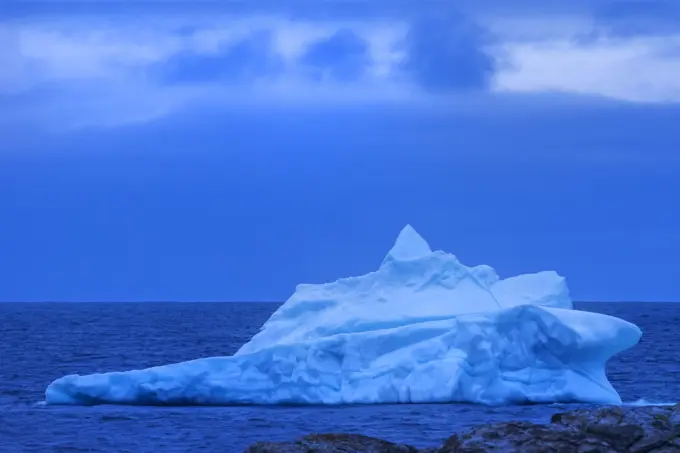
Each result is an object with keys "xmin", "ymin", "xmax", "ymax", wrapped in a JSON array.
[{"xmin": 45, "ymin": 225, "xmax": 641, "ymax": 406}]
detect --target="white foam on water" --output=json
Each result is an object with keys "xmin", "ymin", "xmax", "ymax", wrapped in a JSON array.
[{"xmin": 624, "ymin": 399, "xmax": 677, "ymax": 407}]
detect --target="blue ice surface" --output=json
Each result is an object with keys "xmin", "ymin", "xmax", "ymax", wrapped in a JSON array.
[
  {"xmin": 0, "ymin": 301, "xmax": 676, "ymax": 452},
  {"xmin": 45, "ymin": 226, "xmax": 640, "ymax": 406}
]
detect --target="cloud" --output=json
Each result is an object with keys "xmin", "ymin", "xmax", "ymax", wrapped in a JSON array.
[
  {"xmin": 0, "ymin": 16, "xmax": 404, "ymax": 92},
  {"xmin": 593, "ymin": 1, "xmax": 680, "ymax": 36},
  {"xmin": 399, "ymin": 12, "xmax": 497, "ymax": 92},
  {"xmin": 492, "ymin": 34, "xmax": 680, "ymax": 103},
  {"xmin": 0, "ymin": 16, "xmax": 416, "ymax": 128},
  {"xmin": 157, "ymin": 30, "xmax": 285, "ymax": 85},
  {"xmin": 2, "ymin": 3, "xmax": 680, "ymax": 131},
  {"xmin": 299, "ymin": 28, "xmax": 372, "ymax": 82},
  {"xmin": 479, "ymin": 0, "xmax": 680, "ymax": 103}
]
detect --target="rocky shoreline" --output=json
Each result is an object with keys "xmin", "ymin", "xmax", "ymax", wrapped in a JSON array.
[{"xmin": 246, "ymin": 404, "xmax": 680, "ymax": 452}]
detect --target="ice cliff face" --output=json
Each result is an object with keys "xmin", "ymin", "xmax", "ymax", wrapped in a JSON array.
[{"xmin": 45, "ymin": 225, "xmax": 641, "ymax": 406}]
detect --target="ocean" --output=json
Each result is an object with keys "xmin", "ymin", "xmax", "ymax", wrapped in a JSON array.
[{"xmin": 1, "ymin": 302, "xmax": 678, "ymax": 452}]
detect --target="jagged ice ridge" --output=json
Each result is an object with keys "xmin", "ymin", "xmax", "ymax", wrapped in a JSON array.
[{"xmin": 45, "ymin": 225, "xmax": 642, "ymax": 406}]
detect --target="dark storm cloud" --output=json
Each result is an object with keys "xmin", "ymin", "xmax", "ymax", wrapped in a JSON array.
[{"xmin": 398, "ymin": 12, "xmax": 497, "ymax": 92}]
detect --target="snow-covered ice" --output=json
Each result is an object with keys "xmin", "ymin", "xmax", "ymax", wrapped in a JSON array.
[{"xmin": 45, "ymin": 225, "xmax": 641, "ymax": 406}]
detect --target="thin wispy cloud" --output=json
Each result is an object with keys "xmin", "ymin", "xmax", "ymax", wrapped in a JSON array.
[
  {"xmin": 493, "ymin": 34, "xmax": 680, "ymax": 103},
  {"xmin": 1, "ymin": 16, "xmax": 416, "ymax": 127}
]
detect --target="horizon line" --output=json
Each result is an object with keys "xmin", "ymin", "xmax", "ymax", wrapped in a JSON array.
[{"xmin": 1, "ymin": 300, "xmax": 678, "ymax": 304}]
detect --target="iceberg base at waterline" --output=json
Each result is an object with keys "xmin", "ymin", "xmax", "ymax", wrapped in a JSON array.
[{"xmin": 45, "ymin": 225, "xmax": 641, "ymax": 406}]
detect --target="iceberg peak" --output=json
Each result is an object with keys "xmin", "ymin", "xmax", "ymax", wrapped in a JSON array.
[{"xmin": 382, "ymin": 224, "xmax": 432, "ymax": 264}]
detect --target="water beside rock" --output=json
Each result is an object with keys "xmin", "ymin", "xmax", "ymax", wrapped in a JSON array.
[{"xmin": 246, "ymin": 404, "xmax": 680, "ymax": 453}]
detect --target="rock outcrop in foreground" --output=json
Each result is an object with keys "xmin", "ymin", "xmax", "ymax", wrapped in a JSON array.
[{"xmin": 246, "ymin": 404, "xmax": 680, "ymax": 453}]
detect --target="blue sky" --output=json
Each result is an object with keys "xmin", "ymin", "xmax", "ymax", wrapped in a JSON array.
[{"xmin": 1, "ymin": 0, "xmax": 679, "ymax": 302}]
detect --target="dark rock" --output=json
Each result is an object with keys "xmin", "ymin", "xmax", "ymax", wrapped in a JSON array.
[
  {"xmin": 245, "ymin": 433, "xmax": 419, "ymax": 453},
  {"xmin": 245, "ymin": 404, "xmax": 680, "ymax": 453}
]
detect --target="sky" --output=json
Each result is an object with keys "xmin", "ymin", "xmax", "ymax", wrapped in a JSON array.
[{"xmin": 0, "ymin": 0, "xmax": 679, "ymax": 302}]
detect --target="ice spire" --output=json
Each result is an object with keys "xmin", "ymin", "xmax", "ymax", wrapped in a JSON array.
[{"xmin": 382, "ymin": 224, "xmax": 432, "ymax": 265}]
